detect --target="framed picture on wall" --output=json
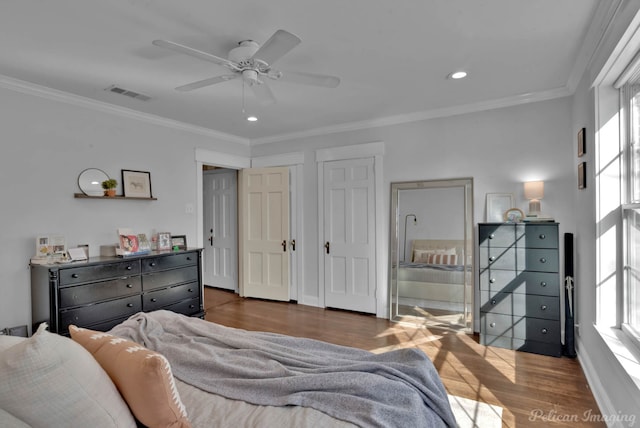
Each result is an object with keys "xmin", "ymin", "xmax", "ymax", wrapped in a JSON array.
[
  {"xmin": 122, "ymin": 169, "xmax": 152, "ymax": 198},
  {"xmin": 486, "ymin": 193, "xmax": 514, "ymax": 222},
  {"xmin": 578, "ymin": 162, "xmax": 586, "ymax": 189},
  {"xmin": 578, "ymin": 128, "xmax": 586, "ymax": 157}
]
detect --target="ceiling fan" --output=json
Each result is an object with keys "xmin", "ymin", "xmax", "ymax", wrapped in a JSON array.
[{"xmin": 152, "ymin": 29, "xmax": 340, "ymax": 105}]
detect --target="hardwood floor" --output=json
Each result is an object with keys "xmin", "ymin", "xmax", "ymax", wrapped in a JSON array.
[{"xmin": 203, "ymin": 287, "xmax": 604, "ymax": 427}]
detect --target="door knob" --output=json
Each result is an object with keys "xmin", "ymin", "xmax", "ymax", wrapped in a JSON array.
[
  {"xmin": 208, "ymin": 236, "xmax": 213, "ymax": 246},
  {"xmin": 325, "ymin": 242, "xmax": 330, "ymax": 254},
  {"xmin": 290, "ymin": 239, "xmax": 296, "ymax": 251},
  {"xmin": 282, "ymin": 240, "xmax": 287, "ymax": 252}
]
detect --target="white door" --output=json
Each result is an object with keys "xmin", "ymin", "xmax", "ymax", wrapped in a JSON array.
[
  {"xmin": 323, "ymin": 158, "xmax": 376, "ymax": 313},
  {"xmin": 202, "ymin": 169, "xmax": 237, "ymax": 291},
  {"xmin": 239, "ymin": 167, "xmax": 290, "ymax": 301}
]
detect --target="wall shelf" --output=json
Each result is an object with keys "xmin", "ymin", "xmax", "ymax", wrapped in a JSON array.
[{"xmin": 74, "ymin": 193, "xmax": 157, "ymax": 201}]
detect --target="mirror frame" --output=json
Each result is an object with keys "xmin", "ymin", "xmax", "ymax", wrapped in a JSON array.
[
  {"xmin": 389, "ymin": 177, "xmax": 474, "ymax": 331},
  {"xmin": 78, "ymin": 168, "xmax": 110, "ymax": 197}
]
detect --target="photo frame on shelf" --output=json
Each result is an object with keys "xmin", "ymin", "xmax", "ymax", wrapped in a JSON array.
[
  {"xmin": 578, "ymin": 162, "xmax": 586, "ymax": 189},
  {"xmin": 171, "ymin": 235, "xmax": 187, "ymax": 250},
  {"xmin": 157, "ymin": 232, "xmax": 172, "ymax": 251},
  {"xmin": 122, "ymin": 169, "xmax": 152, "ymax": 198},
  {"xmin": 486, "ymin": 193, "xmax": 514, "ymax": 222},
  {"xmin": 578, "ymin": 128, "xmax": 586, "ymax": 157}
]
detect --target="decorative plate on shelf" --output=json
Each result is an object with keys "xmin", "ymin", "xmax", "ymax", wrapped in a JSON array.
[{"xmin": 503, "ymin": 207, "xmax": 525, "ymax": 223}]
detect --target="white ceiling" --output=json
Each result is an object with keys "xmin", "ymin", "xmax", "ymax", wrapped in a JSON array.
[{"xmin": 0, "ymin": 1, "xmax": 605, "ymax": 144}]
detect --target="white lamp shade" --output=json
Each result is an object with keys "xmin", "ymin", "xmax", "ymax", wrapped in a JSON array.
[{"xmin": 524, "ymin": 181, "xmax": 544, "ymax": 200}]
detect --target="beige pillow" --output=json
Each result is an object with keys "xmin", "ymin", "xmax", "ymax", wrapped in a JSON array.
[
  {"xmin": 427, "ymin": 253, "xmax": 458, "ymax": 265},
  {"xmin": 0, "ymin": 323, "xmax": 136, "ymax": 427},
  {"xmin": 69, "ymin": 325, "xmax": 191, "ymax": 428}
]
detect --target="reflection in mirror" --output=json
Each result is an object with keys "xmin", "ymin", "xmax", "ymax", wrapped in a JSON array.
[
  {"xmin": 78, "ymin": 168, "xmax": 110, "ymax": 196},
  {"xmin": 389, "ymin": 178, "xmax": 473, "ymax": 332}
]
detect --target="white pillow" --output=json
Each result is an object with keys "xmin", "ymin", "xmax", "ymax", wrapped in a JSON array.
[{"xmin": 0, "ymin": 324, "xmax": 136, "ymax": 427}]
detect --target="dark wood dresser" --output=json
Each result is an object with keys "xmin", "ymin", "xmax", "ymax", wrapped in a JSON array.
[
  {"xmin": 31, "ymin": 249, "xmax": 204, "ymax": 335},
  {"xmin": 478, "ymin": 223, "xmax": 561, "ymax": 357}
]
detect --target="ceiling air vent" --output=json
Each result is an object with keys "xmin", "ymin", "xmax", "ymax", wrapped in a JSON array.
[{"xmin": 105, "ymin": 85, "xmax": 151, "ymax": 102}]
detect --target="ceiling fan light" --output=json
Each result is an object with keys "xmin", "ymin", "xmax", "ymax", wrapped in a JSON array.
[
  {"xmin": 449, "ymin": 71, "xmax": 467, "ymax": 80},
  {"xmin": 246, "ymin": 115, "xmax": 258, "ymax": 122}
]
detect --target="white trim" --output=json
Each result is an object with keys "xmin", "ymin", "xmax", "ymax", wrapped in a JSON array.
[
  {"xmin": 0, "ymin": 74, "xmax": 250, "ymax": 146},
  {"xmin": 194, "ymin": 148, "xmax": 250, "ymax": 250},
  {"xmin": 315, "ymin": 141, "xmax": 385, "ymax": 162},
  {"xmin": 252, "ymin": 89, "xmax": 570, "ymax": 146},
  {"xmin": 251, "ymin": 152, "xmax": 305, "ymax": 167},
  {"xmin": 195, "ymin": 148, "xmax": 251, "ymax": 169}
]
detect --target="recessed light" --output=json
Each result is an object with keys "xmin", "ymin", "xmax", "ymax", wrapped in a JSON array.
[
  {"xmin": 449, "ymin": 71, "xmax": 467, "ymax": 80},
  {"xmin": 247, "ymin": 115, "xmax": 258, "ymax": 122}
]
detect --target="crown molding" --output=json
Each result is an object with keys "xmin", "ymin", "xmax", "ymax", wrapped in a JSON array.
[
  {"xmin": 0, "ymin": 74, "xmax": 250, "ymax": 146},
  {"xmin": 251, "ymin": 86, "xmax": 572, "ymax": 146}
]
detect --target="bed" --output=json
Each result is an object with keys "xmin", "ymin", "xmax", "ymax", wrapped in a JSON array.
[
  {"xmin": 397, "ymin": 239, "xmax": 468, "ymax": 311},
  {"xmin": 0, "ymin": 310, "xmax": 457, "ymax": 428}
]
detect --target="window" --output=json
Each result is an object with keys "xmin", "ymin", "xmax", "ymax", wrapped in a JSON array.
[{"xmin": 621, "ymin": 63, "xmax": 640, "ymax": 345}]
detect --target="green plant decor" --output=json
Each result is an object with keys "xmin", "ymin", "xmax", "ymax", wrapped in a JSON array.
[{"xmin": 102, "ymin": 178, "xmax": 117, "ymax": 190}]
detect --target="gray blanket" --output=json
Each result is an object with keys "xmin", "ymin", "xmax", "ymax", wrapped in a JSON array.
[{"xmin": 109, "ymin": 310, "xmax": 456, "ymax": 428}]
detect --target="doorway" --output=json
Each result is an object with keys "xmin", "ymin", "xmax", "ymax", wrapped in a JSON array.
[
  {"xmin": 389, "ymin": 178, "xmax": 474, "ymax": 332},
  {"xmin": 202, "ymin": 168, "xmax": 237, "ymax": 291}
]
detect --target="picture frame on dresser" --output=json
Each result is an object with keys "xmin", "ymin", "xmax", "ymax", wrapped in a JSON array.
[
  {"xmin": 171, "ymin": 235, "xmax": 187, "ymax": 250},
  {"xmin": 486, "ymin": 193, "xmax": 514, "ymax": 222}
]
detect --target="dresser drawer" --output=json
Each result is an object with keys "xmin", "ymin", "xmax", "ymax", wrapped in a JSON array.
[
  {"xmin": 479, "ymin": 246, "xmax": 526, "ymax": 270},
  {"xmin": 479, "ymin": 270, "xmax": 560, "ymax": 296},
  {"xmin": 480, "ymin": 335, "xmax": 562, "ymax": 357},
  {"xmin": 163, "ymin": 297, "xmax": 201, "ymax": 317},
  {"xmin": 141, "ymin": 252, "xmax": 198, "ymax": 273},
  {"xmin": 526, "ymin": 249, "xmax": 558, "ymax": 272},
  {"xmin": 524, "ymin": 225, "xmax": 558, "ymax": 249},
  {"xmin": 59, "ymin": 295, "xmax": 141, "ymax": 333},
  {"xmin": 481, "ymin": 312, "xmax": 560, "ymax": 343},
  {"xmin": 59, "ymin": 277, "xmax": 142, "ymax": 308},
  {"xmin": 59, "ymin": 261, "xmax": 141, "ymax": 286},
  {"xmin": 480, "ymin": 291, "xmax": 560, "ymax": 320},
  {"xmin": 478, "ymin": 224, "xmax": 519, "ymax": 247},
  {"xmin": 142, "ymin": 266, "xmax": 199, "ymax": 291},
  {"xmin": 143, "ymin": 282, "xmax": 200, "ymax": 311}
]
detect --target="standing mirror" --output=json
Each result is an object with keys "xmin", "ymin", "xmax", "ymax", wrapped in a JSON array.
[{"xmin": 389, "ymin": 178, "xmax": 474, "ymax": 332}]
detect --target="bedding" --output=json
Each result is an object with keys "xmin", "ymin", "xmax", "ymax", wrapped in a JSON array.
[{"xmin": 109, "ymin": 310, "xmax": 457, "ymax": 428}]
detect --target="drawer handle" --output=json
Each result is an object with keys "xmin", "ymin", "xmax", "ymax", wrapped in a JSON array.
[
  {"xmin": 541, "ymin": 328, "xmax": 548, "ymax": 334},
  {"xmin": 151, "ymin": 298, "xmax": 157, "ymax": 303},
  {"xmin": 189, "ymin": 304, "xmax": 195, "ymax": 309},
  {"xmin": 188, "ymin": 288, "xmax": 193, "ymax": 293},
  {"xmin": 491, "ymin": 299, "xmax": 497, "ymax": 305},
  {"xmin": 186, "ymin": 257, "xmax": 192, "ymax": 261},
  {"xmin": 126, "ymin": 265, "xmax": 132, "ymax": 270},
  {"xmin": 539, "ymin": 258, "xmax": 547, "ymax": 263},
  {"xmin": 127, "ymin": 303, "xmax": 134, "ymax": 308},
  {"xmin": 489, "ymin": 256, "xmax": 496, "ymax": 262},
  {"xmin": 126, "ymin": 284, "xmax": 133, "ymax": 288},
  {"xmin": 489, "ymin": 234, "xmax": 495, "ymax": 239},
  {"xmin": 150, "ymin": 262, "xmax": 156, "ymax": 267},
  {"xmin": 489, "ymin": 322, "xmax": 496, "ymax": 328},
  {"xmin": 539, "ymin": 234, "xmax": 546, "ymax": 239},
  {"xmin": 540, "ymin": 281, "xmax": 547, "ymax": 287},
  {"xmin": 489, "ymin": 278, "xmax": 496, "ymax": 283},
  {"xmin": 71, "ymin": 274, "xmax": 79, "ymax": 278},
  {"xmin": 540, "ymin": 305, "xmax": 547, "ymax": 310}
]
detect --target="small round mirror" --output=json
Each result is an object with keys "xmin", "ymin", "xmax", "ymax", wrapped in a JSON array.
[{"xmin": 78, "ymin": 168, "xmax": 110, "ymax": 196}]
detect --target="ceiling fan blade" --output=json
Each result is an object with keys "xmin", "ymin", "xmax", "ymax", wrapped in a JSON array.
[
  {"xmin": 153, "ymin": 39, "xmax": 236, "ymax": 70},
  {"xmin": 251, "ymin": 30, "xmax": 301, "ymax": 65},
  {"xmin": 176, "ymin": 74, "xmax": 238, "ymax": 92},
  {"xmin": 278, "ymin": 71, "xmax": 340, "ymax": 88},
  {"xmin": 250, "ymin": 81, "xmax": 276, "ymax": 105}
]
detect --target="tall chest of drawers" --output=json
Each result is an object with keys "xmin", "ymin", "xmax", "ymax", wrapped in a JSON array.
[
  {"xmin": 478, "ymin": 223, "xmax": 561, "ymax": 357},
  {"xmin": 31, "ymin": 249, "xmax": 204, "ymax": 335}
]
